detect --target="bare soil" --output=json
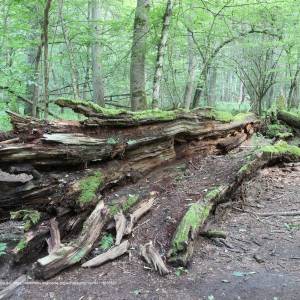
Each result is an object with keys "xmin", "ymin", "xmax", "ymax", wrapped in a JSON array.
[{"xmin": 2, "ymin": 144, "xmax": 300, "ymax": 300}]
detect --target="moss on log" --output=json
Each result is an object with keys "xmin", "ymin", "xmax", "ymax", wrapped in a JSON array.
[{"xmin": 277, "ymin": 110, "xmax": 300, "ymax": 130}]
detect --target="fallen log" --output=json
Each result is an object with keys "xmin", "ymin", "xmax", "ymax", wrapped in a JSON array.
[
  {"xmin": 168, "ymin": 140, "xmax": 300, "ymax": 266},
  {"xmin": 33, "ymin": 200, "xmax": 108, "ymax": 279},
  {"xmin": 277, "ymin": 110, "xmax": 300, "ymax": 130}
]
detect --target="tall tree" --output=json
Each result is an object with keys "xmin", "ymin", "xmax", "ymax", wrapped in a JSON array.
[
  {"xmin": 130, "ymin": 0, "xmax": 150, "ymax": 111},
  {"xmin": 90, "ymin": 0, "xmax": 105, "ymax": 106},
  {"xmin": 152, "ymin": 0, "xmax": 174, "ymax": 109},
  {"xmin": 43, "ymin": 0, "xmax": 52, "ymax": 119}
]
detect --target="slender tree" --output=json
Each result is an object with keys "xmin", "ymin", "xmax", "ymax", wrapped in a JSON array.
[
  {"xmin": 152, "ymin": 0, "xmax": 174, "ymax": 109},
  {"xmin": 90, "ymin": 0, "xmax": 105, "ymax": 106},
  {"xmin": 130, "ymin": 0, "xmax": 150, "ymax": 111}
]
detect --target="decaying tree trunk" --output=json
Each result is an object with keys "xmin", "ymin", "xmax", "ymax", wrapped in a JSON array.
[
  {"xmin": 278, "ymin": 110, "xmax": 300, "ymax": 130},
  {"xmin": 168, "ymin": 147, "xmax": 300, "ymax": 267},
  {"xmin": 0, "ymin": 100, "xmax": 261, "ymax": 278}
]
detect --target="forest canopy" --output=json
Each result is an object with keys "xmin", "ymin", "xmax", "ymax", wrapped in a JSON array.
[{"xmin": 0, "ymin": 0, "xmax": 300, "ymax": 128}]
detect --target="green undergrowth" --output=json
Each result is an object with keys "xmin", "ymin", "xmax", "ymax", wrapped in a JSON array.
[
  {"xmin": 10, "ymin": 209, "xmax": 41, "ymax": 231},
  {"xmin": 78, "ymin": 171, "xmax": 104, "ymax": 205},
  {"xmin": 266, "ymin": 123, "xmax": 293, "ymax": 139},
  {"xmin": 109, "ymin": 194, "xmax": 139, "ymax": 216},
  {"xmin": 0, "ymin": 112, "xmax": 12, "ymax": 132},
  {"xmin": 261, "ymin": 140, "xmax": 300, "ymax": 157}
]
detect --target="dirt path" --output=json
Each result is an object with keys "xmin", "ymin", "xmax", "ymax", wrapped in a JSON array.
[{"xmin": 2, "ymin": 148, "xmax": 300, "ymax": 299}]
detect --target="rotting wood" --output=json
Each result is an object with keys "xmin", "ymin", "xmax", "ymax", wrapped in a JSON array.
[
  {"xmin": 168, "ymin": 142, "xmax": 300, "ymax": 267},
  {"xmin": 139, "ymin": 241, "xmax": 169, "ymax": 276},
  {"xmin": 33, "ymin": 200, "xmax": 108, "ymax": 279},
  {"xmin": 278, "ymin": 110, "xmax": 300, "ymax": 130},
  {"xmin": 82, "ymin": 240, "xmax": 129, "ymax": 268},
  {"xmin": 114, "ymin": 212, "xmax": 127, "ymax": 246},
  {"xmin": 46, "ymin": 218, "xmax": 61, "ymax": 254},
  {"xmin": 124, "ymin": 195, "xmax": 155, "ymax": 235},
  {"xmin": 257, "ymin": 211, "xmax": 300, "ymax": 217}
]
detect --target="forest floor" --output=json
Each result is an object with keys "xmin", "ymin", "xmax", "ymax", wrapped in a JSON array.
[{"xmin": 2, "ymin": 139, "xmax": 300, "ymax": 300}]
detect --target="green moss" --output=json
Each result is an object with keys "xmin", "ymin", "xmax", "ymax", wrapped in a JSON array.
[
  {"xmin": 108, "ymin": 194, "xmax": 140, "ymax": 216},
  {"xmin": 238, "ymin": 162, "xmax": 252, "ymax": 174},
  {"xmin": 210, "ymin": 110, "xmax": 234, "ymax": 122},
  {"xmin": 261, "ymin": 140, "xmax": 300, "ymax": 157},
  {"xmin": 15, "ymin": 238, "xmax": 27, "ymax": 252},
  {"xmin": 266, "ymin": 124, "xmax": 293, "ymax": 139},
  {"xmin": 122, "ymin": 194, "xmax": 139, "ymax": 212},
  {"xmin": 204, "ymin": 187, "xmax": 223, "ymax": 201},
  {"xmin": 56, "ymin": 99, "xmax": 186, "ymax": 121},
  {"xmin": 78, "ymin": 171, "xmax": 104, "ymax": 205},
  {"xmin": 131, "ymin": 109, "xmax": 178, "ymax": 121},
  {"xmin": 232, "ymin": 112, "xmax": 255, "ymax": 122},
  {"xmin": 171, "ymin": 203, "xmax": 212, "ymax": 255}
]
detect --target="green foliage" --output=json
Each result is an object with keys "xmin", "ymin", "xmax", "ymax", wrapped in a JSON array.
[
  {"xmin": 10, "ymin": 209, "xmax": 41, "ymax": 231},
  {"xmin": 261, "ymin": 140, "xmax": 300, "ymax": 157},
  {"xmin": 0, "ymin": 112, "xmax": 12, "ymax": 132},
  {"xmin": 266, "ymin": 124, "xmax": 293, "ymax": 139},
  {"xmin": 276, "ymin": 95, "xmax": 286, "ymax": 110},
  {"xmin": 205, "ymin": 187, "xmax": 222, "ymax": 201},
  {"xmin": 78, "ymin": 171, "xmax": 104, "ymax": 205},
  {"xmin": 99, "ymin": 233, "xmax": 114, "ymax": 251},
  {"xmin": 0, "ymin": 242, "xmax": 7, "ymax": 256}
]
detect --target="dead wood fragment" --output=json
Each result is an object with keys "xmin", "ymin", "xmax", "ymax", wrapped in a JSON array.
[
  {"xmin": 257, "ymin": 211, "xmax": 300, "ymax": 217},
  {"xmin": 46, "ymin": 218, "xmax": 61, "ymax": 254},
  {"xmin": 82, "ymin": 240, "xmax": 129, "ymax": 268},
  {"xmin": 200, "ymin": 229, "xmax": 227, "ymax": 239},
  {"xmin": 125, "ymin": 195, "xmax": 155, "ymax": 235},
  {"xmin": 139, "ymin": 241, "xmax": 169, "ymax": 276},
  {"xmin": 0, "ymin": 275, "xmax": 27, "ymax": 300},
  {"xmin": 33, "ymin": 200, "xmax": 108, "ymax": 279},
  {"xmin": 114, "ymin": 212, "xmax": 127, "ymax": 246}
]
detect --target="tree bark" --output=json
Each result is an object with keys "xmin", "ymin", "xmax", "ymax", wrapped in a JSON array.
[
  {"xmin": 183, "ymin": 30, "xmax": 197, "ymax": 110},
  {"xmin": 59, "ymin": 0, "xmax": 80, "ymax": 99},
  {"xmin": 130, "ymin": 0, "xmax": 150, "ymax": 111},
  {"xmin": 90, "ymin": 0, "xmax": 105, "ymax": 106},
  {"xmin": 152, "ymin": 0, "xmax": 174, "ymax": 109},
  {"xmin": 43, "ymin": 0, "xmax": 52, "ymax": 120}
]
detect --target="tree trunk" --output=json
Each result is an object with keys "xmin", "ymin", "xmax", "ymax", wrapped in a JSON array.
[
  {"xmin": 192, "ymin": 67, "xmax": 208, "ymax": 108},
  {"xmin": 152, "ymin": 0, "xmax": 174, "ymax": 109},
  {"xmin": 91, "ymin": 0, "xmax": 105, "ymax": 106},
  {"xmin": 183, "ymin": 30, "xmax": 197, "ymax": 110},
  {"xmin": 207, "ymin": 67, "xmax": 217, "ymax": 106},
  {"xmin": 59, "ymin": 0, "xmax": 80, "ymax": 99},
  {"xmin": 130, "ymin": 0, "xmax": 150, "ymax": 111},
  {"xmin": 43, "ymin": 0, "xmax": 52, "ymax": 120}
]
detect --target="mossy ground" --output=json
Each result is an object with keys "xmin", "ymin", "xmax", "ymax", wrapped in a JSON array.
[{"xmin": 78, "ymin": 171, "xmax": 104, "ymax": 205}]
